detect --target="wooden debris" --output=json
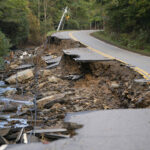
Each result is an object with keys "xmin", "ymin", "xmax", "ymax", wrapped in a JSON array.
[
  {"xmin": 0, "ymin": 136, "xmax": 9, "ymax": 145},
  {"xmin": 0, "ymin": 128, "xmax": 10, "ymax": 137},
  {"xmin": 27, "ymin": 128, "xmax": 67, "ymax": 134},
  {"xmin": 44, "ymin": 133, "xmax": 70, "ymax": 139},
  {"xmin": 15, "ymin": 128, "xmax": 24, "ymax": 143}
]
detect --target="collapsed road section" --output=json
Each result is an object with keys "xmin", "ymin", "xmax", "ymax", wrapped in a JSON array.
[{"xmin": 0, "ymin": 35, "xmax": 150, "ymax": 147}]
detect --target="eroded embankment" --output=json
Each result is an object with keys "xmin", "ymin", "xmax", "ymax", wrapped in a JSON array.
[{"xmin": 0, "ymin": 36, "xmax": 150, "ymax": 145}]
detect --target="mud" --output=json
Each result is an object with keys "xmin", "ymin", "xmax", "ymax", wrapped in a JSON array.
[{"xmin": 0, "ymin": 36, "xmax": 150, "ymax": 146}]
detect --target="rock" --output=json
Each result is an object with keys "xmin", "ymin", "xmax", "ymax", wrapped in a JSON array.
[
  {"xmin": 3, "ymin": 88, "xmax": 16, "ymax": 96},
  {"xmin": 37, "ymin": 93, "xmax": 65, "ymax": 109},
  {"xmin": 5, "ymin": 69, "xmax": 34, "ymax": 84},
  {"xmin": 40, "ymin": 69, "xmax": 51, "ymax": 77},
  {"xmin": 74, "ymin": 105, "xmax": 83, "ymax": 111},
  {"xmin": 38, "ymin": 82, "xmax": 46, "ymax": 88},
  {"xmin": 136, "ymin": 91, "xmax": 150, "ymax": 107},
  {"xmin": 10, "ymin": 64, "xmax": 18, "ymax": 70},
  {"xmin": 110, "ymin": 82, "xmax": 120, "ymax": 89},
  {"xmin": 48, "ymin": 76, "xmax": 61, "ymax": 83},
  {"xmin": 51, "ymin": 103, "xmax": 62, "ymax": 110}
]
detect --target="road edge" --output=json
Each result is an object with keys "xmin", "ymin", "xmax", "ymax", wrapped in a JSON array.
[{"xmin": 69, "ymin": 31, "xmax": 150, "ymax": 80}]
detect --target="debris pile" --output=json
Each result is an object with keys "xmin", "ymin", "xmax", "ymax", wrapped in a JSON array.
[{"xmin": 0, "ymin": 36, "xmax": 150, "ymax": 146}]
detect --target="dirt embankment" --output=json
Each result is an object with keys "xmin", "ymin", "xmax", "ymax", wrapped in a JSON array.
[{"xmin": 0, "ymin": 36, "xmax": 150, "ymax": 145}]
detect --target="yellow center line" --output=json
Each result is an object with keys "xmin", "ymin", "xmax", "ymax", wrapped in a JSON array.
[{"xmin": 69, "ymin": 31, "xmax": 150, "ymax": 81}]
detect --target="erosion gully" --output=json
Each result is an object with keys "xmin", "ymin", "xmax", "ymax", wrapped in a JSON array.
[{"xmin": 0, "ymin": 35, "xmax": 150, "ymax": 146}]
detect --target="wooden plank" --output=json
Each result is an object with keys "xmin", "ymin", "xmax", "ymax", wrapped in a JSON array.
[{"xmin": 27, "ymin": 128, "xmax": 67, "ymax": 134}]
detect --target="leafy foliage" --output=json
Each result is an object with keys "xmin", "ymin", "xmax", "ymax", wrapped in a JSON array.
[{"xmin": 0, "ymin": 30, "xmax": 11, "ymax": 57}]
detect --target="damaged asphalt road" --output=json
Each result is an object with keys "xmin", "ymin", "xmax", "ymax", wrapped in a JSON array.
[{"xmin": 0, "ymin": 32, "xmax": 150, "ymax": 149}]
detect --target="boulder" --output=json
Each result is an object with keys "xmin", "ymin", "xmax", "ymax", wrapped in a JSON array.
[
  {"xmin": 5, "ymin": 69, "xmax": 34, "ymax": 84},
  {"xmin": 3, "ymin": 88, "xmax": 16, "ymax": 96},
  {"xmin": 51, "ymin": 103, "xmax": 62, "ymax": 110},
  {"xmin": 40, "ymin": 69, "xmax": 51, "ymax": 77},
  {"xmin": 9, "ymin": 64, "xmax": 18, "ymax": 70},
  {"xmin": 37, "ymin": 93, "xmax": 65, "ymax": 109},
  {"xmin": 110, "ymin": 81, "xmax": 120, "ymax": 89}
]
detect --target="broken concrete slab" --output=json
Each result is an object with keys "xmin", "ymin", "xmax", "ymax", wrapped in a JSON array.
[
  {"xmin": 42, "ymin": 55, "xmax": 53, "ymax": 62},
  {"xmin": 6, "ymin": 109, "xmax": 150, "ymax": 150},
  {"xmin": 63, "ymin": 48, "xmax": 112, "ymax": 62},
  {"xmin": 45, "ymin": 56, "xmax": 62, "ymax": 65},
  {"xmin": 46, "ymin": 62, "xmax": 60, "ymax": 69},
  {"xmin": 16, "ymin": 64, "xmax": 33, "ymax": 70},
  {"xmin": 45, "ymin": 56, "xmax": 62, "ymax": 69}
]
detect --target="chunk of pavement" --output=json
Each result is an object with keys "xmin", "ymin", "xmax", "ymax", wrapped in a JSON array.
[
  {"xmin": 16, "ymin": 64, "xmax": 33, "ymax": 70},
  {"xmin": 48, "ymin": 76, "xmax": 61, "ymax": 83},
  {"xmin": 27, "ymin": 128, "xmax": 67, "ymax": 134},
  {"xmin": 46, "ymin": 62, "xmax": 60, "ymax": 69},
  {"xmin": 45, "ymin": 56, "xmax": 62, "ymax": 65},
  {"xmin": 40, "ymin": 69, "xmax": 51, "ymax": 77},
  {"xmin": 42, "ymin": 55, "xmax": 53, "ymax": 62},
  {"xmin": 110, "ymin": 82, "xmax": 120, "ymax": 89},
  {"xmin": 5, "ymin": 69, "xmax": 34, "ymax": 84},
  {"xmin": 37, "ymin": 94, "xmax": 66, "ymax": 109}
]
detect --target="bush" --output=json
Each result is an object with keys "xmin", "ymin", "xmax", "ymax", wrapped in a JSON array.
[
  {"xmin": 28, "ymin": 12, "xmax": 41, "ymax": 45},
  {"xmin": 0, "ymin": 31, "xmax": 11, "ymax": 57}
]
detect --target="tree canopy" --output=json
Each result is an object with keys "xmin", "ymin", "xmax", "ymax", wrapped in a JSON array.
[{"xmin": 0, "ymin": 0, "xmax": 150, "ymax": 56}]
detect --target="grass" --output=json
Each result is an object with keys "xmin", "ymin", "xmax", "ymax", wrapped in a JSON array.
[
  {"xmin": 91, "ymin": 31, "xmax": 150, "ymax": 56},
  {"xmin": 47, "ymin": 30, "xmax": 57, "ymax": 36},
  {"xmin": 47, "ymin": 29, "xmax": 74, "ymax": 37}
]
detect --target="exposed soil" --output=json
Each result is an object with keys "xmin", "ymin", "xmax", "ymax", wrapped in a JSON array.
[{"xmin": 0, "ymin": 36, "xmax": 150, "ymax": 145}]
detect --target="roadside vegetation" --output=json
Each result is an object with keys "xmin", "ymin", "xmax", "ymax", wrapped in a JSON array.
[
  {"xmin": 92, "ymin": 0, "xmax": 150, "ymax": 55},
  {"xmin": 0, "ymin": 0, "xmax": 150, "ymax": 61},
  {"xmin": 0, "ymin": 0, "xmax": 100, "ymax": 61}
]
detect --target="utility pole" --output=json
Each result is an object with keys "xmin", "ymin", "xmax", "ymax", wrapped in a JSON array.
[{"xmin": 57, "ymin": 7, "xmax": 68, "ymax": 31}]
